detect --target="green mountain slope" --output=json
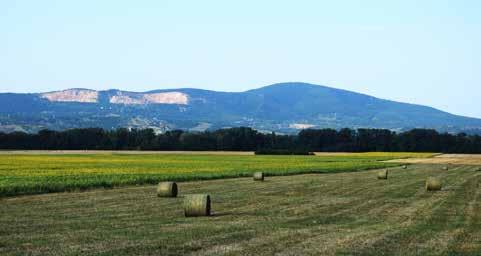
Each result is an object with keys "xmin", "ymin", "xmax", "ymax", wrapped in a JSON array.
[{"xmin": 0, "ymin": 82, "xmax": 479, "ymax": 133}]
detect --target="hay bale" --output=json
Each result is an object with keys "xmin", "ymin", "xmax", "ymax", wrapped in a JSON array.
[
  {"xmin": 442, "ymin": 166, "xmax": 449, "ymax": 171},
  {"xmin": 377, "ymin": 170, "xmax": 388, "ymax": 180},
  {"xmin": 157, "ymin": 182, "xmax": 178, "ymax": 197},
  {"xmin": 253, "ymin": 172, "xmax": 264, "ymax": 181},
  {"xmin": 184, "ymin": 194, "xmax": 211, "ymax": 217},
  {"xmin": 402, "ymin": 165, "xmax": 408, "ymax": 169},
  {"xmin": 425, "ymin": 177, "xmax": 442, "ymax": 191}
]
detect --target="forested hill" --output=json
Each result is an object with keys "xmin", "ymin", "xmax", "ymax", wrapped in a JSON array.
[
  {"xmin": 1, "ymin": 127, "xmax": 480, "ymax": 153},
  {"xmin": 1, "ymin": 82, "xmax": 481, "ymax": 133}
]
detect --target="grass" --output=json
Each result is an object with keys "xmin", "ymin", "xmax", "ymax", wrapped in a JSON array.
[
  {"xmin": 314, "ymin": 152, "xmax": 436, "ymax": 158},
  {"xmin": 1, "ymin": 164, "xmax": 480, "ymax": 255},
  {"xmin": 0, "ymin": 152, "xmax": 433, "ymax": 197}
]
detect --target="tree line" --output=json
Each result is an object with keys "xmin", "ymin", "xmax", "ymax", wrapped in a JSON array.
[{"xmin": 0, "ymin": 127, "xmax": 480, "ymax": 153}]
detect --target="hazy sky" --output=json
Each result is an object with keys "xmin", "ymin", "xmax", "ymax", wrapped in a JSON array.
[{"xmin": 1, "ymin": 1, "xmax": 480, "ymax": 117}]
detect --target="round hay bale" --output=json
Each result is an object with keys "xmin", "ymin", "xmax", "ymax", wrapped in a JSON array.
[
  {"xmin": 442, "ymin": 166, "xmax": 449, "ymax": 171},
  {"xmin": 425, "ymin": 177, "xmax": 442, "ymax": 191},
  {"xmin": 377, "ymin": 170, "xmax": 388, "ymax": 180},
  {"xmin": 157, "ymin": 182, "xmax": 178, "ymax": 197},
  {"xmin": 402, "ymin": 165, "xmax": 408, "ymax": 169},
  {"xmin": 253, "ymin": 172, "xmax": 264, "ymax": 181},
  {"xmin": 184, "ymin": 194, "xmax": 211, "ymax": 217}
]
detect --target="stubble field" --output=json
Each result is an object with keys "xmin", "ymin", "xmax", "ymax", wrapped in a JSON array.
[
  {"xmin": 6, "ymin": 152, "xmax": 480, "ymax": 255},
  {"xmin": 2, "ymin": 163, "xmax": 481, "ymax": 255}
]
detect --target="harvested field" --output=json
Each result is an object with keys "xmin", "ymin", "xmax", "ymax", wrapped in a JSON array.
[
  {"xmin": 387, "ymin": 154, "xmax": 481, "ymax": 165},
  {"xmin": 314, "ymin": 152, "xmax": 437, "ymax": 158},
  {"xmin": 1, "ymin": 164, "xmax": 481, "ymax": 255}
]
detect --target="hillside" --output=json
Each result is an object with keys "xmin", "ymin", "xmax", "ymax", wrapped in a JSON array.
[{"xmin": 1, "ymin": 82, "xmax": 480, "ymax": 133}]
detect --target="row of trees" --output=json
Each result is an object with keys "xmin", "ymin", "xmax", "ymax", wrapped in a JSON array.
[{"xmin": 0, "ymin": 127, "xmax": 480, "ymax": 153}]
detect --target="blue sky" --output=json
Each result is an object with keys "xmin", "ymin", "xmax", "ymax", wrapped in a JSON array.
[{"xmin": 1, "ymin": 0, "xmax": 480, "ymax": 117}]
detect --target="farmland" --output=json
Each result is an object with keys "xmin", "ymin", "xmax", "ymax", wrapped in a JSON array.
[
  {"xmin": 0, "ymin": 152, "xmax": 433, "ymax": 197},
  {"xmin": 2, "ymin": 164, "xmax": 481, "ymax": 255}
]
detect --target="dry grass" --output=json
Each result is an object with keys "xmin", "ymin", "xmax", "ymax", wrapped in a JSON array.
[
  {"xmin": 157, "ymin": 182, "xmax": 178, "ymax": 197},
  {"xmin": 183, "ymin": 194, "xmax": 211, "ymax": 217},
  {"xmin": 425, "ymin": 177, "xmax": 442, "ymax": 191},
  {"xmin": 387, "ymin": 154, "xmax": 481, "ymax": 166},
  {"xmin": 253, "ymin": 172, "xmax": 264, "ymax": 181},
  {"xmin": 314, "ymin": 152, "xmax": 437, "ymax": 158},
  {"xmin": 2, "ymin": 164, "xmax": 481, "ymax": 255},
  {"xmin": 377, "ymin": 169, "xmax": 388, "ymax": 179}
]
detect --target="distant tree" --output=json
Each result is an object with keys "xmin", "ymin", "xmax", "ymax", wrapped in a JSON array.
[{"xmin": 1, "ymin": 127, "xmax": 480, "ymax": 153}]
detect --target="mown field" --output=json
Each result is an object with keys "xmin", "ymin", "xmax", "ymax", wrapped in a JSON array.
[
  {"xmin": 0, "ymin": 152, "xmax": 432, "ymax": 197},
  {"xmin": 2, "ymin": 164, "xmax": 481, "ymax": 255}
]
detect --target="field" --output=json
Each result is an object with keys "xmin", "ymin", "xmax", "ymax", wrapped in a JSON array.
[
  {"xmin": 2, "ymin": 164, "xmax": 481, "ymax": 255},
  {"xmin": 0, "ymin": 152, "xmax": 433, "ymax": 197},
  {"xmin": 388, "ymin": 154, "xmax": 481, "ymax": 165}
]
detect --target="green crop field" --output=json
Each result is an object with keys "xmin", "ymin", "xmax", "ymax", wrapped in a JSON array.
[
  {"xmin": 2, "ymin": 164, "xmax": 481, "ymax": 255},
  {"xmin": 0, "ymin": 152, "xmax": 433, "ymax": 197}
]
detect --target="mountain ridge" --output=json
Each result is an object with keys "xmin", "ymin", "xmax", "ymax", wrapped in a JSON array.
[{"xmin": 0, "ymin": 82, "xmax": 480, "ymax": 134}]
